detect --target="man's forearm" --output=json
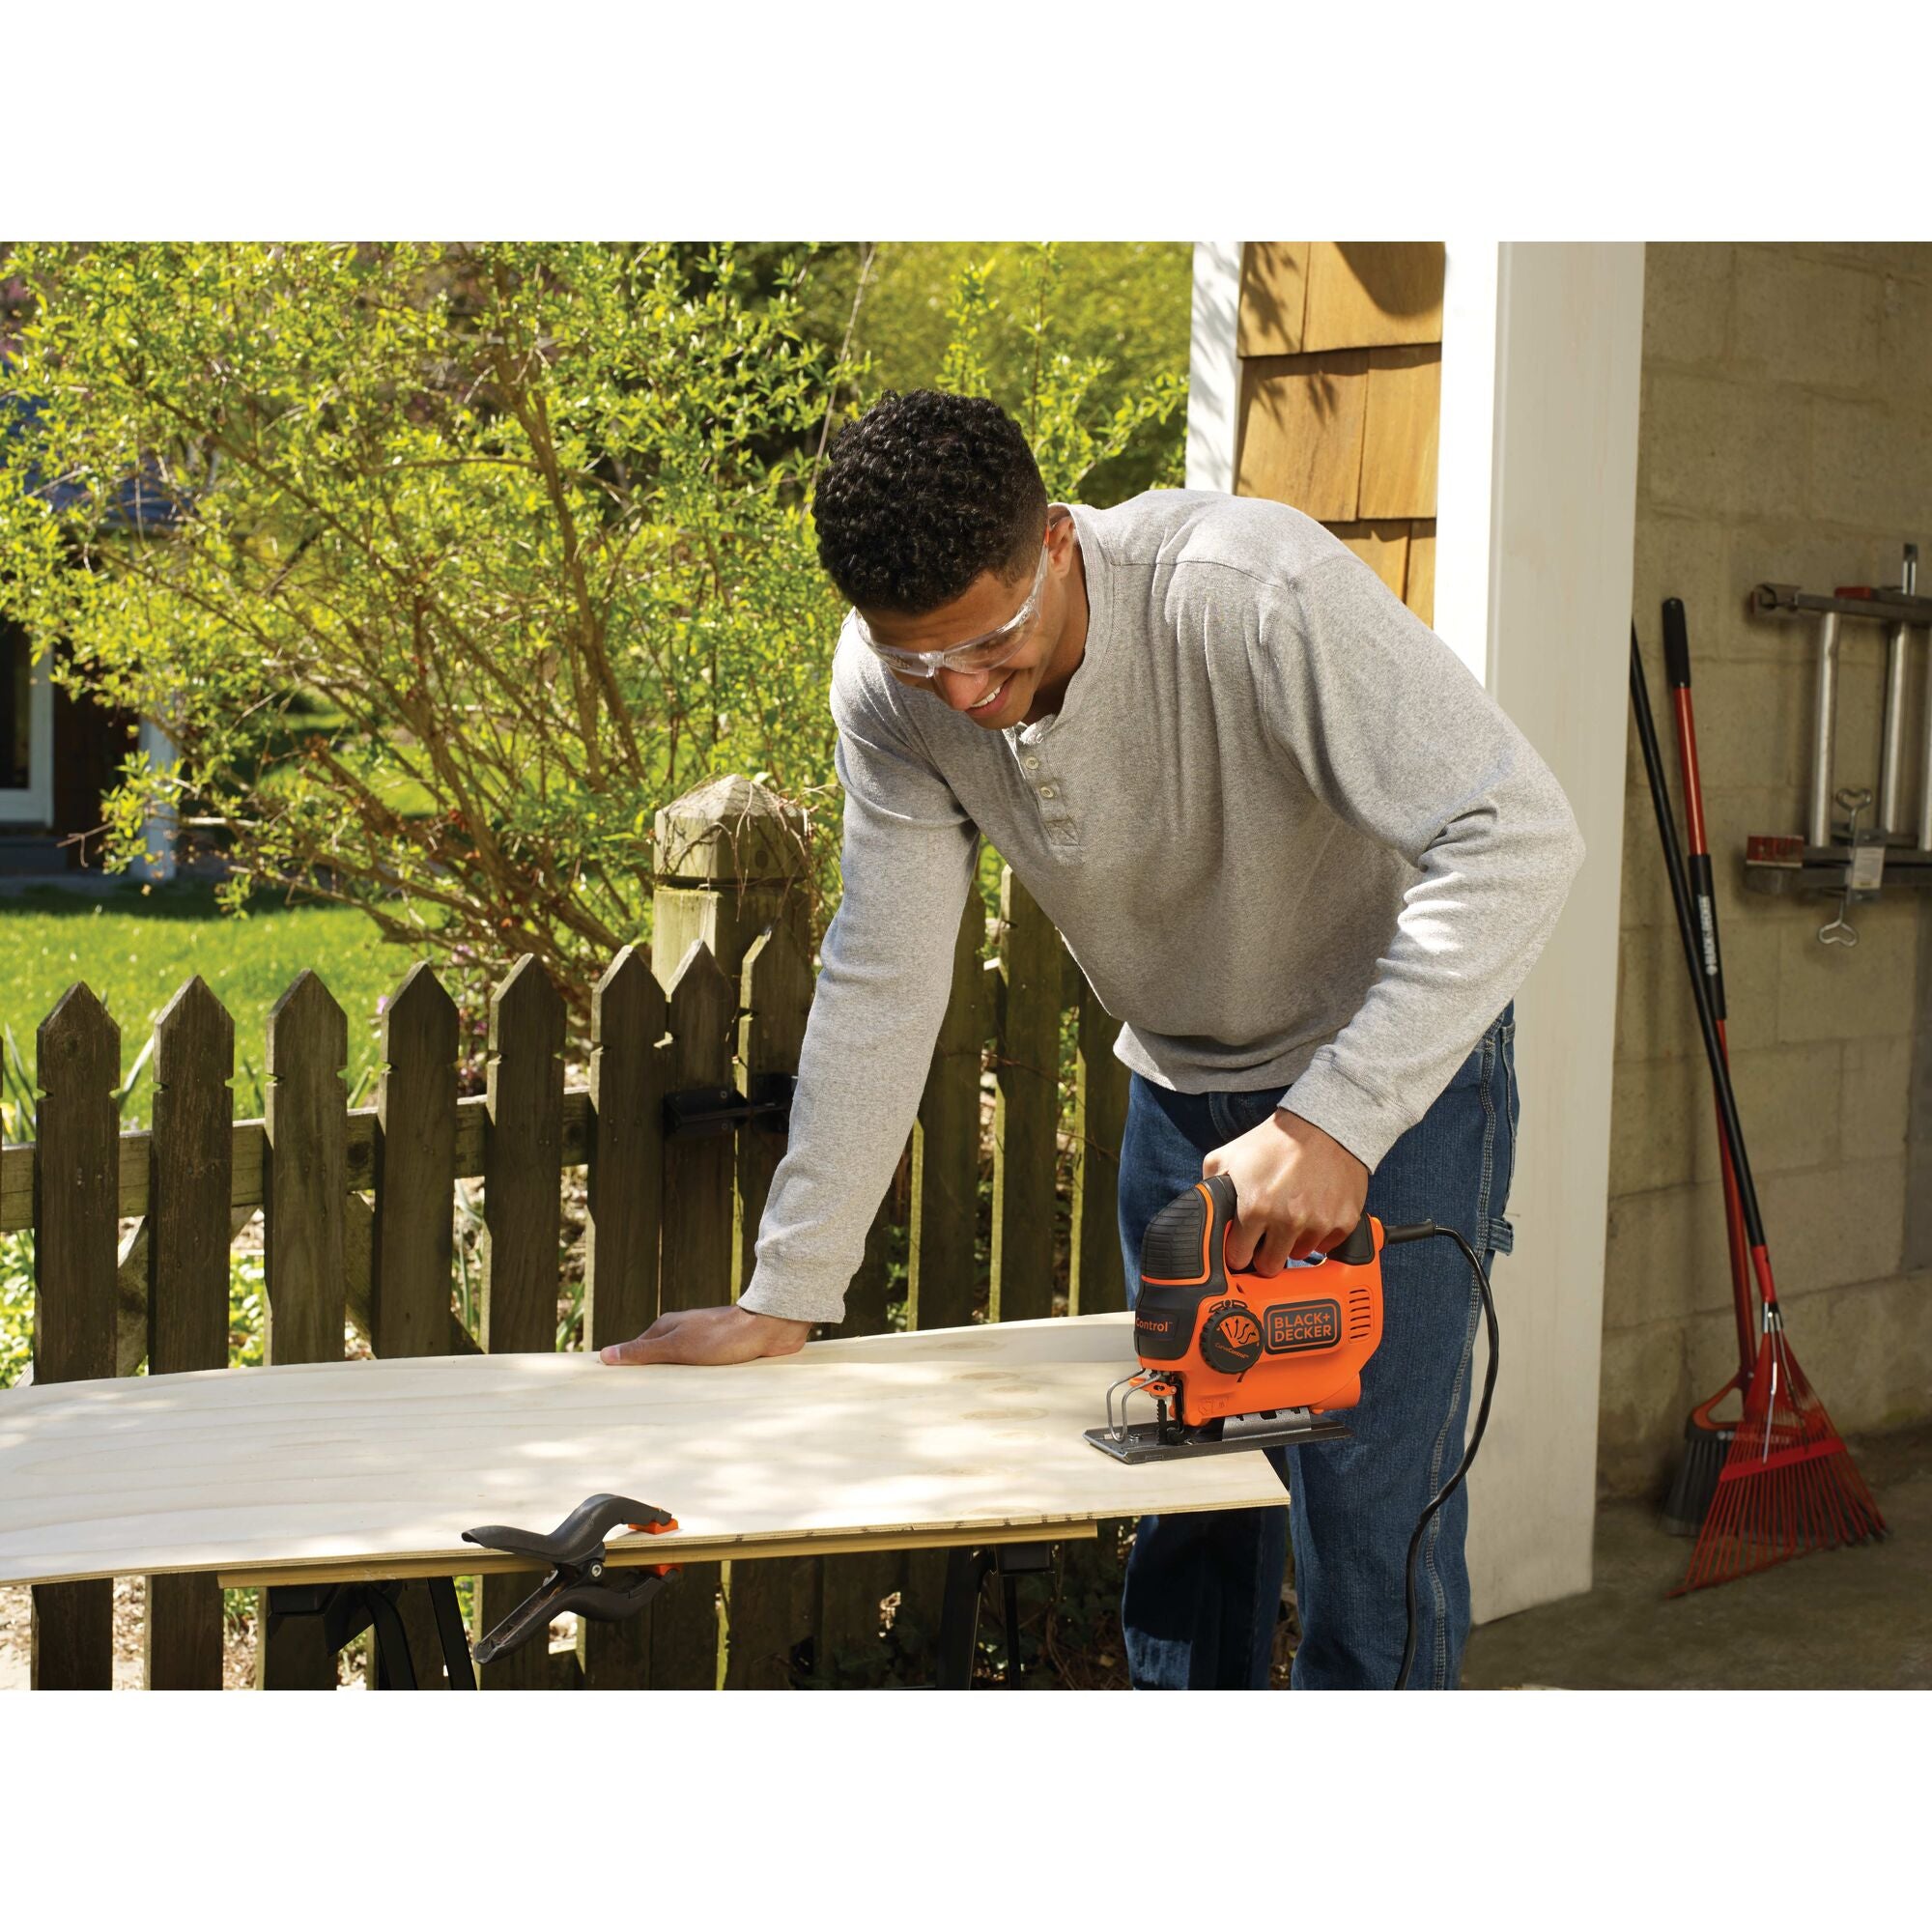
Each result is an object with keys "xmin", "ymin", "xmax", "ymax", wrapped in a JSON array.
[{"xmin": 736, "ymin": 781, "xmax": 979, "ymax": 1325}]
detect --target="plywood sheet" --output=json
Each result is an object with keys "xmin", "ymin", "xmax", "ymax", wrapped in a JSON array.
[
  {"xmin": 1303, "ymin": 242, "xmax": 1445, "ymax": 352},
  {"xmin": 1359, "ymin": 346, "xmax": 1441, "ymax": 520},
  {"xmin": 0, "ymin": 1315, "xmax": 1289, "ymax": 1589},
  {"xmin": 1236, "ymin": 243, "xmax": 1310, "ymax": 357},
  {"xmin": 1236, "ymin": 350, "xmax": 1368, "ymax": 522},
  {"xmin": 1327, "ymin": 521, "xmax": 1411, "ymax": 600}
]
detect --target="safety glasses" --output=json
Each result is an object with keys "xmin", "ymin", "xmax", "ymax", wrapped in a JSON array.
[{"xmin": 854, "ymin": 543, "xmax": 1050, "ymax": 680}]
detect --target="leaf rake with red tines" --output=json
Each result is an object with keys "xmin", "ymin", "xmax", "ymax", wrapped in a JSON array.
[
  {"xmin": 1632, "ymin": 620, "xmax": 1886, "ymax": 1596},
  {"xmin": 1671, "ymin": 1273, "xmax": 1886, "ymax": 1595}
]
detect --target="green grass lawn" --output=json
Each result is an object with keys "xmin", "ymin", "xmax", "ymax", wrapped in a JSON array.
[
  {"xmin": 1, "ymin": 879, "xmax": 422, "ymax": 1132},
  {"xmin": 0, "ymin": 877, "xmax": 425, "ymax": 1386}
]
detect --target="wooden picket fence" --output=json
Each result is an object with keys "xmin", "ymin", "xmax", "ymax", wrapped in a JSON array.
[{"xmin": 3, "ymin": 776, "xmax": 1130, "ymax": 1690}]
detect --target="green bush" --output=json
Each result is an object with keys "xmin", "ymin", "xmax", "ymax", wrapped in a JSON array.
[
  {"xmin": 0, "ymin": 242, "xmax": 1188, "ymax": 1030},
  {"xmin": 0, "ymin": 243, "xmax": 853, "ymax": 1026}
]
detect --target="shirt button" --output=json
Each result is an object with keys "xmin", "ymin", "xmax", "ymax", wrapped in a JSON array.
[
  {"xmin": 1024, "ymin": 756, "xmax": 1039, "ymax": 770},
  {"xmin": 1039, "ymin": 785, "xmax": 1057, "ymax": 800}
]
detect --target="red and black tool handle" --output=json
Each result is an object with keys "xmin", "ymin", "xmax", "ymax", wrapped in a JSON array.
[
  {"xmin": 1661, "ymin": 600, "xmax": 1727, "ymax": 1019},
  {"xmin": 1631, "ymin": 627, "xmax": 1779, "ymax": 1309},
  {"xmin": 1662, "ymin": 596, "xmax": 1755, "ymax": 1383}
]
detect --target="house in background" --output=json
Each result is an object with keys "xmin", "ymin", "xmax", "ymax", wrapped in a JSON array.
[
  {"xmin": 0, "ymin": 612, "xmax": 145, "ymax": 876},
  {"xmin": 1, "ymin": 288, "xmax": 180, "ymax": 882}
]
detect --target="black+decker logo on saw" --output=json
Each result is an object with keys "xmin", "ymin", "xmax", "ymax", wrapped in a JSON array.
[{"xmin": 1264, "ymin": 1298, "xmax": 1342, "ymax": 1353}]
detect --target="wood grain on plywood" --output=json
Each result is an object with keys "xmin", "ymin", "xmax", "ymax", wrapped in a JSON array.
[
  {"xmin": 0, "ymin": 1316, "xmax": 1289, "ymax": 1592},
  {"xmin": 1359, "ymin": 346, "xmax": 1442, "ymax": 520},
  {"xmin": 1236, "ymin": 243, "xmax": 1310, "ymax": 357},
  {"xmin": 1236, "ymin": 351, "xmax": 1369, "ymax": 523},
  {"xmin": 1303, "ymin": 243, "xmax": 1445, "ymax": 352}
]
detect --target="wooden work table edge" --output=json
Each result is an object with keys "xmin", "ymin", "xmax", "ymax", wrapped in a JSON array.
[{"xmin": 208, "ymin": 1517, "xmax": 1101, "ymax": 1590}]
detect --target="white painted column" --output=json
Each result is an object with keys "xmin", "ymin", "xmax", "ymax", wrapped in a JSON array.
[
  {"xmin": 1434, "ymin": 242, "xmax": 1501, "ymax": 687},
  {"xmin": 1452, "ymin": 243, "xmax": 1646, "ymax": 1620},
  {"xmin": 1185, "ymin": 242, "xmax": 1242, "ymax": 494}
]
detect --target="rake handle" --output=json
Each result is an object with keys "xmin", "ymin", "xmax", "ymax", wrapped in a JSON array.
[
  {"xmin": 1630, "ymin": 628, "xmax": 1775, "ymax": 1282},
  {"xmin": 1662, "ymin": 597, "xmax": 1756, "ymax": 1378}
]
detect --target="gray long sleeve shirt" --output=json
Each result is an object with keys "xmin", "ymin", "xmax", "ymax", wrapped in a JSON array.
[{"xmin": 737, "ymin": 489, "xmax": 1585, "ymax": 1324}]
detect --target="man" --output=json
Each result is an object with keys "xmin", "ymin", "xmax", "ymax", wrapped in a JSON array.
[{"xmin": 601, "ymin": 388, "xmax": 1584, "ymax": 1689}]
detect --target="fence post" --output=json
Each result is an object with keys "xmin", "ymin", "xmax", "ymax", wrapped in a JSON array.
[
  {"xmin": 652, "ymin": 775, "xmax": 812, "ymax": 983},
  {"xmin": 581, "ymin": 943, "xmax": 668, "ymax": 1691},
  {"xmin": 895, "ymin": 894, "xmax": 991, "ymax": 1673},
  {"xmin": 585, "ymin": 944, "xmax": 668, "ymax": 1350},
  {"xmin": 367, "ymin": 961, "xmax": 460, "ymax": 1687},
  {"xmin": 145, "ymin": 976, "xmax": 234, "ymax": 1690},
  {"xmin": 653, "ymin": 939, "xmax": 735, "ymax": 1690},
  {"xmin": 1069, "ymin": 975, "xmax": 1129, "ymax": 1315},
  {"xmin": 653, "ymin": 776, "xmax": 814, "ymax": 1690},
  {"xmin": 30, "ymin": 984, "xmax": 119, "ymax": 1690},
  {"xmin": 724, "ymin": 920, "xmax": 826, "ymax": 1688},
  {"xmin": 258, "ymin": 969, "xmax": 348, "ymax": 1690},
  {"xmin": 908, "ymin": 895, "xmax": 985, "ymax": 1333},
  {"xmin": 990, "ymin": 866, "xmax": 1061, "ymax": 1323},
  {"xmin": 814, "ymin": 1172, "xmax": 906, "ymax": 1685},
  {"xmin": 371, "ymin": 962, "xmax": 458, "ymax": 1359},
  {"xmin": 477, "ymin": 954, "xmax": 566, "ymax": 1690},
  {"xmin": 732, "ymin": 923, "xmax": 813, "ymax": 1301},
  {"xmin": 263, "ymin": 971, "xmax": 348, "ymax": 1366}
]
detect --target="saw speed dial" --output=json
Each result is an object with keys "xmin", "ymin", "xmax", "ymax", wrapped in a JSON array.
[{"xmin": 1200, "ymin": 1299, "xmax": 1264, "ymax": 1377}]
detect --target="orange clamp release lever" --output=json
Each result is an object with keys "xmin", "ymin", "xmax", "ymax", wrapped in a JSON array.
[{"xmin": 628, "ymin": 1514, "xmax": 680, "ymax": 1577}]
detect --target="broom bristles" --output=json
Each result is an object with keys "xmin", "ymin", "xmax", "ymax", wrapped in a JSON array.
[{"xmin": 1671, "ymin": 1315, "xmax": 1886, "ymax": 1595}]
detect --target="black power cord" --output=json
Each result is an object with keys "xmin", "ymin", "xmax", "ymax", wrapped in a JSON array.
[{"xmin": 1379, "ymin": 1221, "xmax": 1498, "ymax": 1690}]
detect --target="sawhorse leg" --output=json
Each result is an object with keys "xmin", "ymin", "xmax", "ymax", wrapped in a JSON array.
[
  {"xmin": 934, "ymin": 1543, "xmax": 1055, "ymax": 1690},
  {"xmin": 262, "ymin": 1576, "xmax": 476, "ymax": 1690}
]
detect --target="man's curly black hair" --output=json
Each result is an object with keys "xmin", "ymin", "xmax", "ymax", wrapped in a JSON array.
[{"xmin": 811, "ymin": 389, "xmax": 1048, "ymax": 613}]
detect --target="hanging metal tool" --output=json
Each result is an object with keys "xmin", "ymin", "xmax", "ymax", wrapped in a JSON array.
[{"xmin": 1817, "ymin": 787, "xmax": 1880, "ymax": 946}]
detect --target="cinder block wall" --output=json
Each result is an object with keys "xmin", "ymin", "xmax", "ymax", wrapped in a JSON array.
[{"xmin": 1605, "ymin": 242, "xmax": 1932, "ymax": 1498}]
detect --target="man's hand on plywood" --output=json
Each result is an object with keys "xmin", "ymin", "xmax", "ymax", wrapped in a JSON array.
[{"xmin": 599, "ymin": 1306, "xmax": 814, "ymax": 1367}]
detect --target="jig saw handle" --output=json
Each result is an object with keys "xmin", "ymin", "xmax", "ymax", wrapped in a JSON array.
[
  {"xmin": 1198, "ymin": 1171, "xmax": 1376, "ymax": 1270},
  {"xmin": 1144, "ymin": 1173, "xmax": 1374, "ymax": 1292}
]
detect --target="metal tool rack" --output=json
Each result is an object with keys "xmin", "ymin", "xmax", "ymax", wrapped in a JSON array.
[{"xmin": 1745, "ymin": 548, "xmax": 1932, "ymax": 935}]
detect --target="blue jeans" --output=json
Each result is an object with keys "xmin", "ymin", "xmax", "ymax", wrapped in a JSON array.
[{"xmin": 1116, "ymin": 1007, "xmax": 1518, "ymax": 1690}]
